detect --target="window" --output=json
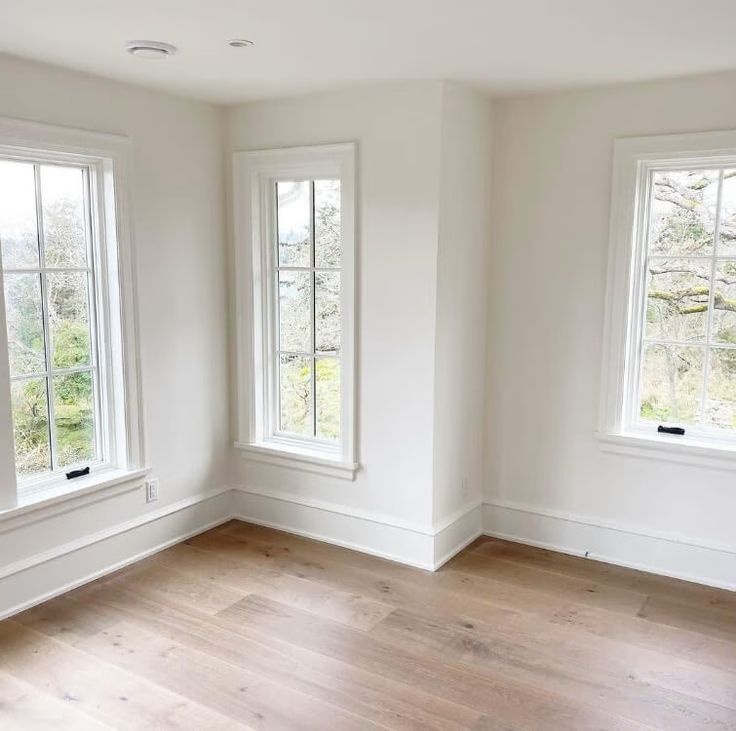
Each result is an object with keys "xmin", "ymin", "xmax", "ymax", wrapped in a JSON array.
[
  {"xmin": 0, "ymin": 117, "xmax": 144, "ymax": 503},
  {"xmin": 601, "ymin": 130, "xmax": 736, "ymax": 461},
  {"xmin": 233, "ymin": 144, "xmax": 357, "ymax": 478}
]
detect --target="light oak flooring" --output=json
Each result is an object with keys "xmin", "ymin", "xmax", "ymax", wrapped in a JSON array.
[{"xmin": 1, "ymin": 520, "xmax": 735, "ymax": 730}]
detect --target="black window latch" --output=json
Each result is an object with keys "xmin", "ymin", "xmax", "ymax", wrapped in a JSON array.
[
  {"xmin": 66, "ymin": 466, "xmax": 91, "ymax": 480},
  {"xmin": 658, "ymin": 425, "xmax": 685, "ymax": 436}
]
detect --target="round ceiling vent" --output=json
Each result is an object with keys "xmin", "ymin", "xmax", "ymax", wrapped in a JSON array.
[
  {"xmin": 228, "ymin": 39, "xmax": 254, "ymax": 48},
  {"xmin": 126, "ymin": 40, "xmax": 177, "ymax": 59}
]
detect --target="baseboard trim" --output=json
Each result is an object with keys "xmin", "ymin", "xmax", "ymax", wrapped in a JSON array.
[
  {"xmin": 232, "ymin": 487, "xmax": 484, "ymax": 571},
  {"xmin": 483, "ymin": 500, "xmax": 736, "ymax": 592},
  {"xmin": 0, "ymin": 486, "xmax": 233, "ymax": 620}
]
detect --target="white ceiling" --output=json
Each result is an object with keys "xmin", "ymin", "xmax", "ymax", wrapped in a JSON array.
[{"xmin": 3, "ymin": 0, "xmax": 736, "ymax": 104}]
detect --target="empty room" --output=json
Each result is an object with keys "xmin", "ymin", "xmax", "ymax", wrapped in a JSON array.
[{"xmin": 0, "ymin": 1, "xmax": 735, "ymax": 728}]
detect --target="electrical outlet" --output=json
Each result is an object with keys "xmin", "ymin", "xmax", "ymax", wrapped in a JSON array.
[{"xmin": 145, "ymin": 478, "xmax": 159, "ymax": 503}]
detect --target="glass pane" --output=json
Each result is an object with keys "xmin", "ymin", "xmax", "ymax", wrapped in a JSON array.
[
  {"xmin": 279, "ymin": 355, "xmax": 312, "ymax": 436},
  {"xmin": 41, "ymin": 165, "xmax": 87, "ymax": 267},
  {"xmin": 645, "ymin": 259, "xmax": 710, "ymax": 341},
  {"xmin": 711, "ymin": 261, "xmax": 736, "ymax": 344},
  {"xmin": 53, "ymin": 370, "xmax": 95, "ymax": 468},
  {"xmin": 278, "ymin": 271, "xmax": 311, "ymax": 353},
  {"xmin": 639, "ymin": 344, "xmax": 703, "ymax": 426},
  {"xmin": 315, "ymin": 179, "xmax": 341, "ymax": 268},
  {"xmin": 718, "ymin": 170, "xmax": 736, "ymax": 256},
  {"xmin": 277, "ymin": 181, "xmax": 310, "ymax": 267},
  {"xmin": 0, "ymin": 160, "xmax": 39, "ymax": 268},
  {"xmin": 648, "ymin": 170, "xmax": 719, "ymax": 256},
  {"xmin": 48, "ymin": 271, "xmax": 91, "ymax": 368},
  {"xmin": 316, "ymin": 357, "xmax": 340, "ymax": 440},
  {"xmin": 11, "ymin": 377, "xmax": 50, "ymax": 476},
  {"xmin": 315, "ymin": 271, "xmax": 340, "ymax": 353},
  {"xmin": 705, "ymin": 348, "xmax": 736, "ymax": 430},
  {"xmin": 4, "ymin": 273, "xmax": 45, "ymax": 376}
]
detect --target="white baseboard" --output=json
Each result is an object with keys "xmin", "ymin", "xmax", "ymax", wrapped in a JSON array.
[
  {"xmin": 0, "ymin": 486, "xmax": 233, "ymax": 620},
  {"xmin": 483, "ymin": 499, "xmax": 736, "ymax": 592},
  {"xmin": 232, "ymin": 486, "xmax": 483, "ymax": 571},
  {"xmin": 5, "ymin": 482, "xmax": 731, "ymax": 622},
  {"xmin": 433, "ymin": 501, "xmax": 483, "ymax": 569},
  {"xmin": 232, "ymin": 486, "xmax": 435, "ymax": 569}
]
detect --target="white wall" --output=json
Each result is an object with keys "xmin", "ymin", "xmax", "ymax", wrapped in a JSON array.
[
  {"xmin": 227, "ymin": 82, "xmax": 493, "ymax": 567},
  {"xmin": 432, "ymin": 83, "xmax": 492, "ymax": 532},
  {"xmin": 0, "ymin": 54, "xmax": 230, "ymax": 614},
  {"xmin": 227, "ymin": 82, "xmax": 444, "ymax": 536},
  {"xmin": 485, "ymin": 71, "xmax": 736, "ymax": 588}
]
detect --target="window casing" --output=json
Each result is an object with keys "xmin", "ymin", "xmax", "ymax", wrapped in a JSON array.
[
  {"xmin": 601, "ymin": 130, "xmax": 736, "ymax": 462},
  {"xmin": 0, "ymin": 117, "xmax": 144, "ymax": 505},
  {"xmin": 233, "ymin": 144, "xmax": 357, "ymax": 478}
]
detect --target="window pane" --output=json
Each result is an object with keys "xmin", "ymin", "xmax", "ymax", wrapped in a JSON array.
[
  {"xmin": 0, "ymin": 160, "xmax": 39, "ymax": 268},
  {"xmin": 645, "ymin": 259, "xmax": 710, "ymax": 341},
  {"xmin": 718, "ymin": 170, "xmax": 736, "ymax": 256},
  {"xmin": 277, "ymin": 181, "xmax": 310, "ymax": 267},
  {"xmin": 53, "ymin": 370, "xmax": 95, "ymax": 468},
  {"xmin": 706, "ymin": 348, "xmax": 736, "ymax": 430},
  {"xmin": 278, "ymin": 271, "xmax": 311, "ymax": 353},
  {"xmin": 48, "ymin": 271, "xmax": 91, "ymax": 368},
  {"xmin": 11, "ymin": 377, "xmax": 50, "ymax": 476},
  {"xmin": 648, "ymin": 170, "xmax": 718, "ymax": 256},
  {"xmin": 711, "ymin": 261, "xmax": 736, "ymax": 344},
  {"xmin": 639, "ymin": 344, "xmax": 703, "ymax": 425},
  {"xmin": 315, "ymin": 179, "xmax": 341, "ymax": 268},
  {"xmin": 279, "ymin": 355, "xmax": 312, "ymax": 435},
  {"xmin": 41, "ymin": 165, "xmax": 87, "ymax": 268},
  {"xmin": 315, "ymin": 271, "xmax": 340, "ymax": 353},
  {"xmin": 4, "ymin": 273, "xmax": 45, "ymax": 376},
  {"xmin": 316, "ymin": 357, "xmax": 340, "ymax": 440}
]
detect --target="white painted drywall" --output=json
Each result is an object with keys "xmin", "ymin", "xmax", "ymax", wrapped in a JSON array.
[
  {"xmin": 486, "ymin": 71, "xmax": 736, "ymax": 582},
  {"xmin": 227, "ymin": 82, "xmax": 445, "ymax": 530},
  {"xmin": 432, "ymin": 83, "xmax": 492, "ymax": 529},
  {"xmin": 0, "ymin": 54, "xmax": 229, "ymax": 600}
]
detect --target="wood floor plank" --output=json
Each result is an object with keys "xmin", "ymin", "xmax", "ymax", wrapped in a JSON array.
[
  {"xmin": 218, "ymin": 594, "xmax": 652, "ymax": 730},
  {"xmin": 71, "ymin": 618, "xmax": 378, "ymax": 731},
  {"xmin": 66, "ymin": 583, "xmax": 488, "ymax": 731},
  {"xmin": 0, "ymin": 622, "xmax": 244, "ymax": 730},
  {"xmin": 446, "ymin": 551, "xmax": 649, "ymax": 615},
  {"xmin": 637, "ymin": 594, "xmax": 736, "ymax": 643},
  {"xmin": 3, "ymin": 520, "xmax": 734, "ymax": 730},
  {"xmin": 188, "ymin": 524, "xmax": 568, "ymax": 621},
  {"xmin": 0, "ymin": 670, "xmax": 111, "ymax": 730},
  {"xmin": 104, "ymin": 559, "xmax": 246, "ymax": 615},
  {"xmin": 551, "ymin": 602, "xmax": 736, "ymax": 674},
  {"xmin": 369, "ymin": 606, "xmax": 736, "ymax": 730},
  {"xmin": 187, "ymin": 525, "xmax": 736, "ymax": 710},
  {"xmin": 472, "ymin": 539, "xmax": 736, "ymax": 613},
  {"xmin": 151, "ymin": 541, "xmax": 394, "ymax": 630}
]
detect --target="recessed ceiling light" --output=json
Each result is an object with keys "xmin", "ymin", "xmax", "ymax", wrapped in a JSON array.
[
  {"xmin": 126, "ymin": 40, "xmax": 177, "ymax": 59},
  {"xmin": 228, "ymin": 39, "xmax": 254, "ymax": 48}
]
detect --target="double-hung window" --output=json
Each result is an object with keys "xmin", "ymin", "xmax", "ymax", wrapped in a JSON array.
[
  {"xmin": 0, "ymin": 117, "xmax": 143, "ymax": 506},
  {"xmin": 233, "ymin": 144, "xmax": 357, "ymax": 479},
  {"xmin": 601, "ymin": 130, "xmax": 736, "ymax": 462}
]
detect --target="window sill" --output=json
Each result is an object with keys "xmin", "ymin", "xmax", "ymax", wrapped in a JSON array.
[
  {"xmin": 598, "ymin": 432, "xmax": 736, "ymax": 471},
  {"xmin": 0, "ymin": 467, "xmax": 150, "ymax": 528},
  {"xmin": 234, "ymin": 441, "xmax": 359, "ymax": 481}
]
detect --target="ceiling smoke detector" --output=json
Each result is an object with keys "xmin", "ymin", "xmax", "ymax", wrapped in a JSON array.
[
  {"xmin": 126, "ymin": 40, "xmax": 177, "ymax": 59},
  {"xmin": 228, "ymin": 39, "xmax": 254, "ymax": 48}
]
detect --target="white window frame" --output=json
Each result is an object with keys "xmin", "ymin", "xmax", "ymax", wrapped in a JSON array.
[
  {"xmin": 0, "ymin": 116, "xmax": 145, "ymax": 509},
  {"xmin": 233, "ymin": 143, "xmax": 358, "ymax": 480},
  {"xmin": 600, "ymin": 129, "xmax": 736, "ymax": 469}
]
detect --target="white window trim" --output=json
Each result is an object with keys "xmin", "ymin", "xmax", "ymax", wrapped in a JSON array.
[
  {"xmin": 599, "ymin": 128, "xmax": 736, "ymax": 469},
  {"xmin": 232, "ymin": 143, "xmax": 358, "ymax": 480},
  {"xmin": 0, "ymin": 116, "xmax": 146, "ymax": 510}
]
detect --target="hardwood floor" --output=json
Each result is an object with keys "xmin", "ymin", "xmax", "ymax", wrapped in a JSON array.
[{"xmin": 2, "ymin": 521, "xmax": 735, "ymax": 730}]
